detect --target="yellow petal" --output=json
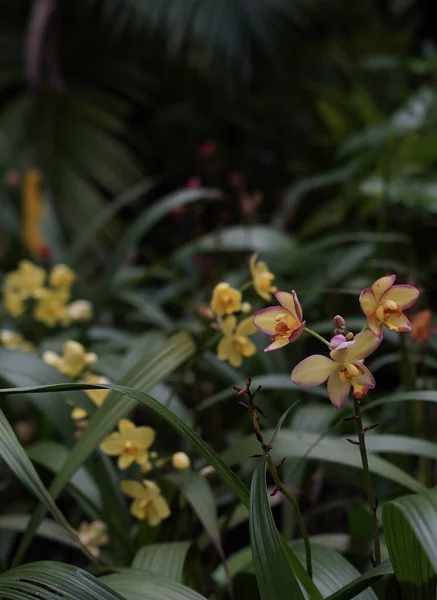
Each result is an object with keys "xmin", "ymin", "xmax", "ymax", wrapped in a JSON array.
[
  {"xmin": 291, "ymin": 355, "xmax": 338, "ymax": 386},
  {"xmin": 221, "ymin": 315, "xmax": 237, "ymax": 336},
  {"xmin": 118, "ymin": 454, "xmax": 135, "ymax": 469},
  {"xmin": 131, "ymin": 499, "xmax": 147, "ymax": 520},
  {"xmin": 131, "ymin": 426, "xmax": 155, "ymax": 448},
  {"xmin": 118, "ymin": 419, "xmax": 136, "ymax": 436},
  {"xmin": 240, "ymin": 338, "xmax": 257, "ymax": 357},
  {"xmin": 228, "ymin": 346, "xmax": 243, "ymax": 367},
  {"xmin": 217, "ymin": 336, "xmax": 233, "ymax": 361},
  {"xmin": 147, "ymin": 496, "xmax": 171, "ymax": 526},
  {"xmin": 99, "ymin": 433, "xmax": 124, "ymax": 455},
  {"xmin": 253, "ymin": 306, "xmax": 289, "ymax": 335},
  {"xmin": 236, "ymin": 316, "xmax": 257, "ymax": 337},
  {"xmin": 121, "ymin": 480, "xmax": 148, "ymax": 499},
  {"xmin": 344, "ymin": 330, "xmax": 381, "ymax": 362},
  {"xmin": 327, "ymin": 373, "xmax": 350, "ymax": 409},
  {"xmin": 371, "ymin": 275, "xmax": 396, "ymax": 302},
  {"xmin": 359, "ymin": 288, "xmax": 377, "ymax": 316},
  {"xmin": 383, "ymin": 285, "xmax": 419, "ymax": 310}
]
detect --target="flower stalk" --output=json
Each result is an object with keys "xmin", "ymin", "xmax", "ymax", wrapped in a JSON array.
[
  {"xmin": 236, "ymin": 379, "xmax": 313, "ymax": 579},
  {"xmin": 349, "ymin": 396, "xmax": 381, "ymax": 565}
]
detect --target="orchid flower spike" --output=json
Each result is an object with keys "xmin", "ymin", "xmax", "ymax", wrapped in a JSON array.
[
  {"xmin": 291, "ymin": 330, "xmax": 381, "ymax": 409},
  {"xmin": 253, "ymin": 290, "xmax": 305, "ymax": 351}
]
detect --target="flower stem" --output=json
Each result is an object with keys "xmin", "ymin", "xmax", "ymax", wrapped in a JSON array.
[
  {"xmin": 352, "ymin": 395, "xmax": 381, "ymax": 565},
  {"xmin": 240, "ymin": 379, "xmax": 313, "ymax": 579},
  {"xmin": 304, "ymin": 327, "xmax": 331, "ymax": 347}
]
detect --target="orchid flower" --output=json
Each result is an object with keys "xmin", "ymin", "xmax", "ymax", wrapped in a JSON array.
[
  {"xmin": 291, "ymin": 330, "xmax": 381, "ymax": 409},
  {"xmin": 253, "ymin": 290, "xmax": 305, "ymax": 351},
  {"xmin": 359, "ymin": 275, "xmax": 419, "ymax": 337}
]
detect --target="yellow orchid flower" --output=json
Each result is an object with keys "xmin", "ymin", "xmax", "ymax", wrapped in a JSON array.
[
  {"xmin": 49, "ymin": 264, "xmax": 75, "ymax": 289},
  {"xmin": 250, "ymin": 253, "xmax": 277, "ymax": 301},
  {"xmin": 217, "ymin": 315, "xmax": 257, "ymax": 367},
  {"xmin": 3, "ymin": 260, "xmax": 46, "ymax": 317},
  {"xmin": 121, "ymin": 479, "xmax": 171, "ymax": 525},
  {"xmin": 0, "ymin": 330, "xmax": 35, "ymax": 353},
  {"xmin": 43, "ymin": 340, "xmax": 97, "ymax": 379},
  {"xmin": 100, "ymin": 419, "xmax": 155, "ymax": 469},
  {"xmin": 33, "ymin": 288, "xmax": 70, "ymax": 326},
  {"xmin": 253, "ymin": 290, "xmax": 305, "ymax": 351},
  {"xmin": 359, "ymin": 275, "xmax": 419, "ymax": 337},
  {"xmin": 76, "ymin": 520, "xmax": 108, "ymax": 558},
  {"xmin": 211, "ymin": 282, "xmax": 242, "ymax": 316}
]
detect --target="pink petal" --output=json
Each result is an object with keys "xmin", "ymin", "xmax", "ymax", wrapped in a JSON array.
[
  {"xmin": 344, "ymin": 330, "xmax": 381, "ymax": 362},
  {"xmin": 291, "ymin": 355, "xmax": 338, "ymax": 387},
  {"xmin": 330, "ymin": 334, "xmax": 347, "ymax": 348},
  {"xmin": 371, "ymin": 275, "xmax": 396, "ymax": 303},
  {"xmin": 274, "ymin": 290, "xmax": 302, "ymax": 322},
  {"xmin": 382, "ymin": 284, "xmax": 420, "ymax": 310},
  {"xmin": 288, "ymin": 320, "xmax": 306, "ymax": 343},
  {"xmin": 359, "ymin": 287, "xmax": 377, "ymax": 316},
  {"xmin": 385, "ymin": 313, "xmax": 412, "ymax": 332},
  {"xmin": 254, "ymin": 306, "xmax": 288, "ymax": 335},
  {"xmin": 265, "ymin": 338, "xmax": 290, "ymax": 352},
  {"xmin": 327, "ymin": 373, "xmax": 350, "ymax": 409}
]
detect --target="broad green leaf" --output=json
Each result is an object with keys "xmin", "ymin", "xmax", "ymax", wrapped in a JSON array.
[
  {"xmin": 166, "ymin": 471, "xmax": 225, "ymax": 562},
  {"xmin": 174, "ymin": 225, "xmax": 295, "ymax": 259},
  {"xmin": 383, "ymin": 487, "xmax": 437, "ymax": 600},
  {"xmin": 132, "ymin": 542, "xmax": 191, "ymax": 582},
  {"xmin": 0, "ymin": 407, "xmax": 92, "ymax": 561},
  {"xmin": 249, "ymin": 458, "xmax": 305, "ymax": 600},
  {"xmin": 0, "ymin": 515, "xmax": 78, "ymax": 549},
  {"xmin": 292, "ymin": 542, "xmax": 378, "ymax": 599},
  {"xmin": 0, "ymin": 561, "xmax": 125, "ymax": 600},
  {"xmin": 101, "ymin": 570, "xmax": 207, "ymax": 600},
  {"xmin": 0, "ymin": 348, "xmax": 93, "ymax": 441},
  {"xmin": 325, "ymin": 561, "xmax": 393, "ymax": 600},
  {"xmin": 222, "ymin": 430, "xmax": 425, "ymax": 493}
]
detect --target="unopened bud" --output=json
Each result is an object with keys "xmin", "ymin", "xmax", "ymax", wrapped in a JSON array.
[
  {"xmin": 333, "ymin": 315, "xmax": 345, "ymax": 328},
  {"xmin": 241, "ymin": 302, "xmax": 252, "ymax": 314},
  {"xmin": 172, "ymin": 452, "xmax": 191, "ymax": 470},
  {"xmin": 345, "ymin": 332, "xmax": 354, "ymax": 341}
]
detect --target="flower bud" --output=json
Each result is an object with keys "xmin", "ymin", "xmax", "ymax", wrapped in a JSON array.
[
  {"xmin": 172, "ymin": 452, "xmax": 191, "ymax": 470},
  {"xmin": 66, "ymin": 300, "xmax": 93, "ymax": 323},
  {"xmin": 241, "ymin": 302, "xmax": 252, "ymax": 314},
  {"xmin": 333, "ymin": 315, "xmax": 345, "ymax": 328}
]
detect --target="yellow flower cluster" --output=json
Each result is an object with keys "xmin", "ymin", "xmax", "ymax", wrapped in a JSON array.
[
  {"xmin": 0, "ymin": 329, "xmax": 35, "ymax": 353},
  {"xmin": 209, "ymin": 253, "xmax": 277, "ymax": 367},
  {"xmin": 43, "ymin": 340, "xmax": 97, "ymax": 378},
  {"xmin": 2, "ymin": 260, "xmax": 93, "ymax": 327}
]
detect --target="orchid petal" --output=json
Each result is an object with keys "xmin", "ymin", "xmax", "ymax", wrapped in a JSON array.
[
  {"xmin": 228, "ymin": 347, "xmax": 243, "ymax": 367},
  {"xmin": 291, "ymin": 355, "xmax": 338, "ymax": 387},
  {"xmin": 265, "ymin": 338, "xmax": 290, "ymax": 352},
  {"xmin": 217, "ymin": 336, "xmax": 233, "ymax": 361},
  {"xmin": 254, "ymin": 306, "xmax": 290, "ymax": 334},
  {"xmin": 288, "ymin": 320, "xmax": 306, "ymax": 343},
  {"xmin": 344, "ymin": 330, "xmax": 381, "ymax": 362},
  {"xmin": 382, "ymin": 284, "xmax": 420, "ymax": 310},
  {"xmin": 327, "ymin": 373, "xmax": 350, "ymax": 409},
  {"xmin": 359, "ymin": 287, "xmax": 377, "ymax": 316},
  {"xmin": 367, "ymin": 314, "xmax": 383, "ymax": 337},
  {"xmin": 236, "ymin": 316, "xmax": 257, "ymax": 337},
  {"xmin": 330, "ymin": 334, "xmax": 347, "ymax": 348},
  {"xmin": 118, "ymin": 454, "xmax": 135, "ymax": 469},
  {"xmin": 119, "ymin": 419, "xmax": 135, "ymax": 436},
  {"xmin": 221, "ymin": 315, "xmax": 237, "ymax": 336},
  {"xmin": 274, "ymin": 291, "xmax": 302, "ymax": 322},
  {"xmin": 385, "ymin": 313, "xmax": 412, "ymax": 332},
  {"xmin": 121, "ymin": 480, "xmax": 148, "ymax": 499},
  {"xmin": 371, "ymin": 275, "xmax": 396, "ymax": 302},
  {"xmin": 131, "ymin": 427, "xmax": 155, "ymax": 448},
  {"xmin": 351, "ymin": 363, "xmax": 375, "ymax": 398},
  {"xmin": 99, "ymin": 434, "xmax": 124, "ymax": 455},
  {"xmin": 241, "ymin": 339, "xmax": 257, "ymax": 357}
]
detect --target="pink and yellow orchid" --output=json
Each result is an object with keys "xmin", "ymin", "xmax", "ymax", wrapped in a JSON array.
[
  {"xmin": 359, "ymin": 275, "xmax": 419, "ymax": 337},
  {"xmin": 291, "ymin": 330, "xmax": 381, "ymax": 409},
  {"xmin": 253, "ymin": 290, "xmax": 305, "ymax": 351}
]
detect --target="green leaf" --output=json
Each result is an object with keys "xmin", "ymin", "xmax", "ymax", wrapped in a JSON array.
[
  {"xmin": 166, "ymin": 471, "xmax": 225, "ymax": 562},
  {"xmin": 0, "ymin": 561, "xmax": 125, "ymax": 600},
  {"xmin": 222, "ymin": 430, "xmax": 425, "ymax": 493},
  {"xmin": 383, "ymin": 487, "xmax": 437, "ymax": 600},
  {"xmin": 100, "ymin": 570, "xmax": 208, "ymax": 600},
  {"xmin": 0, "ymin": 515, "xmax": 78, "ymax": 549},
  {"xmin": 249, "ymin": 458, "xmax": 305, "ymax": 600},
  {"xmin": 0, "ymin": 407, "xmax": 93, "ymax": 561},
  {"xmin": 292, "ymin": 542, "xmax": 378, "ymax": 599},
  {"xmin": 174, "ymin": 225, "xmax": 295, "ymax": 259},
  {"xmin": 132, "ymin": 542, "xmax": 191, "ymax": 582},
  {"xmin": 325, "ymin": 561, "xmax": 393, "ymax": 600}
]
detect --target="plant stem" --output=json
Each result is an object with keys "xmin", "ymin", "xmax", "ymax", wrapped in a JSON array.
[
  {"xmin": 304, "ymin": 327, "xmax": 331, "ymax": 347},
  {"xmin": 352, "ymin": 395, "xmax": 381, "ymax": 565},
  {"xmin": 266, "ymin": 454, "xmax": 312, "ymax": 579},
  {"xmin": 241, "ymin": 380, "xmax": 313, "ymax": 578}
]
